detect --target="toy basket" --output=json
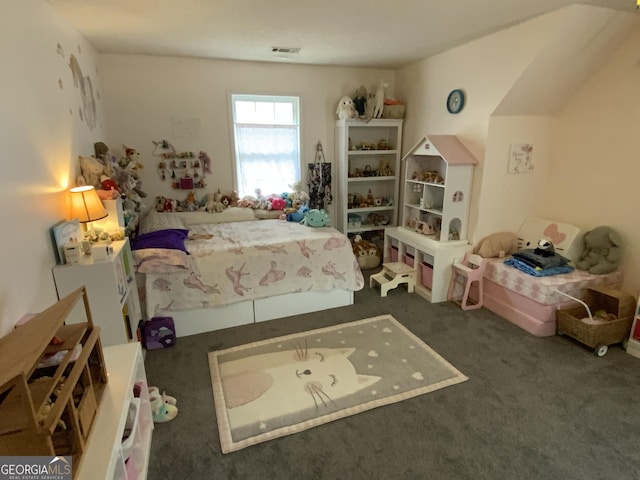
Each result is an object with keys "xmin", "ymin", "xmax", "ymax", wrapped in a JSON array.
[{"xmin": 555, "ymin": 286, "xmax": 634, "ymax": 356}]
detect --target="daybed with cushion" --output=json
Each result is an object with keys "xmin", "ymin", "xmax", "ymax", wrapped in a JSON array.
[
  {"xmin": 132, "ymin": 208, "xmax": 364, "ymax": 337},
  {"xmin": 475, "ymin": 217, "xmax": 623, "ymax": 337}
]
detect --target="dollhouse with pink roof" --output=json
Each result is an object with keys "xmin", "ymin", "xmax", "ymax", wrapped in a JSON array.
[{"xmin": 383, "ymin": 135, "xmax": 478, "ymax": 303}]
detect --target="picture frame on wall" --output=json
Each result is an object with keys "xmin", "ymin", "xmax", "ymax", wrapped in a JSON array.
[
  {"xmin": 507, "ymin": 143, "xmax": 534, "ymax": 174},
  {"xmin": 51, "ymin": 218, "xmax": 82, "ymax": 264}
]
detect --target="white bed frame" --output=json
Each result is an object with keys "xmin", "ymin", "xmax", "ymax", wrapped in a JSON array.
[
  {"xmin": 154, "ymin": 289, "xmax": 354, "ymax": 338},
  {"xmin": 136, "ymin": 208, "xmax": 357, "ymax": 337}
]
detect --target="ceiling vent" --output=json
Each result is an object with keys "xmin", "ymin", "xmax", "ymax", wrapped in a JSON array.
[{"xmin": 271, "ymin": 47, "xmax": 301, "ymax": 54}]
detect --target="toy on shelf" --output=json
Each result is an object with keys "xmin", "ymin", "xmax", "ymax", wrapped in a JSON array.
[
  {"xmin": 372, "ymin": 79, "xmax": 388, "ymax": 119},
  {"xmin": 153, "ymin": 139, "xmax": 208, "ymax": 190},
  {"xmin": 336, "ymin": 96, "xmax": 358, "ymax": 120}
]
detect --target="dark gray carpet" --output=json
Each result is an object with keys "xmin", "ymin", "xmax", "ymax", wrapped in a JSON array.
[{"xmin": 144, "ymin": 272, "xmax": 640, "ymax": 480}]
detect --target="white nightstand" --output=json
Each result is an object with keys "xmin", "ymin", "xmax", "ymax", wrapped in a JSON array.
[{"xmin": 53, "ymin": 238, "xmax": 142, "ymax": 347}]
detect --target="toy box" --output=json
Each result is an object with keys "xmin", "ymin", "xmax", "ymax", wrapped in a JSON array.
[{"xmin": 143, "ymin": 317, "xmax": 176, "ymax": 350}]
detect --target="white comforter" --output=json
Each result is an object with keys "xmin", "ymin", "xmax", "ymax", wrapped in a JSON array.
[{"xmin": 144, "ymin": 220, "xmax": 364, "ymax": 315}]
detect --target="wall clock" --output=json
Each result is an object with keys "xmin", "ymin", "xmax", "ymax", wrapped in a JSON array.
[{"xmin": 446, "ymin": 89, "xmax": 465, "ymax": 114}]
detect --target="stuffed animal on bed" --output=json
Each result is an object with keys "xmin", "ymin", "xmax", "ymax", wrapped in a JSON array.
[
  {"xmin": 576, "ymin": 226, "xmax": 622, "ymax": 274},
  {"xmin": 286, "ymin": 204, "xmax": 308, "ymax": 222},
  {"xmin": 301, "ymin": 209, "xmax": 330, "ymax": 227},
  {"xmin": 534, "ymin": 239, "xmax": 555, "ymax": 257},
  {"xmin": 199, "ymin": 191, "xmax": 224, "ymax": 213},
  {"xmin": 474, "ymin": 232, "xmax": 518, "ymax": 258},
  {"xmin": 287, "ymin": 181, "xmax": 310, "ymax": 210}
]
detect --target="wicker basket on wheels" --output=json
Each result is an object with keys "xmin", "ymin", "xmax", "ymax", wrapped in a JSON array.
[{"xmin": 555, "ymin": 286, "xmax": 635, "ymax": 357}]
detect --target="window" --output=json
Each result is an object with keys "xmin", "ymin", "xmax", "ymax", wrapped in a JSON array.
[{"xmin": 230, "ymin": 94, "xmax": 300, "ymax": 197}]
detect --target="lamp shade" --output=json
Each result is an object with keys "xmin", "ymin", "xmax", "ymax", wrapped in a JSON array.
[{"xmin": 69, "ymin": 185, "xmax": 108, "ymax": 223}]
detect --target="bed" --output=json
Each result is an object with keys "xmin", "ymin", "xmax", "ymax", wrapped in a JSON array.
[
  {"xmin": 133, "ymin": 208, "xmax": 364, "ymax": 337},
  {"xmin": 477, "ymin": 217, "xmax": 623, "ymax": 337}
]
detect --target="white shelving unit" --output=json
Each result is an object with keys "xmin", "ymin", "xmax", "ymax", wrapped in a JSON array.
[
  {"xmin": 383, "ymin": 134, "xmax": 478, "ymax": 303},
  {"xmin": 53, "ymin": 238, "xmax": 142, "ymax": 347},
  {"xmin": 76, "ymin": 342, "xmax": 153, "ymax": 480},
  {"xmin": 627, "ymin": 294, "xmax": 640, "ymax": 359},
  {"xmin": 335, "ymin": 119, "xmax": 403, "ymax": 235}
]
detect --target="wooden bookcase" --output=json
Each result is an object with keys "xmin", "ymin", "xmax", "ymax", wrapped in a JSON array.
[{"xmin": 0, "ymin": 287, "xmax": 107, "ymax": 477}]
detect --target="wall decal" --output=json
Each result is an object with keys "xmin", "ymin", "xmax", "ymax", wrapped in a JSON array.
[{"xmin": 68, "ymin": 54, "xmax": 97, "ymax": 131}]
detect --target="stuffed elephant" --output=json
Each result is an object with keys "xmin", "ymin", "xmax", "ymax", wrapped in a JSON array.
[{"xmin": 576, "ymin": 226, "xmax": 622, "ymax": 274}]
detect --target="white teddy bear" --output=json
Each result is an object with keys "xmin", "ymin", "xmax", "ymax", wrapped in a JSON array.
[
  {"xmin": 336, "ymin": 96, "xmax": 358, "ymax": 120},
  {"xmin": 77, "ymin": 155, "xmax": 105, "ymax": 188}
]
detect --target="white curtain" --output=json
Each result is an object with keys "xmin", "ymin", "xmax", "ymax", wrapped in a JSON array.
[{"xmin": 235, "ymin": 124, "xmax": 300, "ymax": 197}]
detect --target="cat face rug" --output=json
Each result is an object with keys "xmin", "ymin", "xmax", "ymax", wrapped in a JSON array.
[{"xmin": 209, "ymin": 314, "xmax": 468, "ymax": 453}]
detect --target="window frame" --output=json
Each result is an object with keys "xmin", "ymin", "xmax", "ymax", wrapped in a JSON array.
[{"xmin": 228, "ymin": 93, "xmax": 302, "ymax": 198}]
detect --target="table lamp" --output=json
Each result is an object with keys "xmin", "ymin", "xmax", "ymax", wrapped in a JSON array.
[{"xmin": 69, "ymin": 185, "xmax": 108, "ymax": 242}]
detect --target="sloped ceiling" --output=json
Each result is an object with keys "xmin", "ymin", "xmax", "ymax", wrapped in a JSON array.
[
  {"xmin": 46, "ymin": 0, "xmax": 637, "ymax": 69},
  {"xmin": 494, "ymin": 6, "xmax": 639, "ymax": 115}
]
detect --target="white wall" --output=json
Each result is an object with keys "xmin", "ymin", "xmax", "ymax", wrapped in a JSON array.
[
  {"xmin": 395, "ymin": 5, "xmax": 639, "ymax": 296},
  {"xmin": 0, "ymin": 1, "xmax": 108, "ymax": 336},
  {"xmin": 543, "ymin": 27, "xmax": 640, "ymax": 296},
  {"xmin": 395, "ymin": 8, "xmax": 565, "ymax": 242},
  {"xmin": 479, "ymin": 116, "xmax": 557, "ymax": 238},
  {"xmin": 98, "ymin": 54, "xmax": 394, "ymax": 221}
]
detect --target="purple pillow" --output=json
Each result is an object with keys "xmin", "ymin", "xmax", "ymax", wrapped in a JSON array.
[{"xmin": 131, "ymin": 229, "xmax": 189, "ymax": 253}]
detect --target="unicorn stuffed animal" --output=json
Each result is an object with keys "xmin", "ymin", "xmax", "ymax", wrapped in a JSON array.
[{"xmin": 373, "ymin": 79, "xmax": 388, "ymax": 119}]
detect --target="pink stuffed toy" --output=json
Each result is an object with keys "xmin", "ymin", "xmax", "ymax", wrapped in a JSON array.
[{"xmin": 269, "ymin": 197, "xmax": 286, "ymax": 211}]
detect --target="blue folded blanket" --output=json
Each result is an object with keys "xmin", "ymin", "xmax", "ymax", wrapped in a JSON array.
[
  {"xmin": 511, "ymin": 248, "xmax": 569, "ymax": 270},
  {"xmin": 504, "ymin": 257, "xmax": 574, "ymax": 277}
]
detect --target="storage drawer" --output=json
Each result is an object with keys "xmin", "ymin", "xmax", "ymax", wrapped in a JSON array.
[
  {"xmin": 421, "ymin": 262, "xmax": 433, "ymax": 289},
  {"xmin": 403, "ymin": 253, "xmax": 415, "ymax": 268}
]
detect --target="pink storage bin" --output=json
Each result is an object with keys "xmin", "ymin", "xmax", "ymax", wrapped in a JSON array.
[
  {"xmin": 390, "ymin": 246, "xmax": 399, "ymax": 262},
  {"xmin": 403, "ymin": 254, "xmax": 415, "ymax": 268},
  {"xmin": 633, "ymin": 320, "xmax": 640, "ymax": 341},
  {"xmin": 421, "ymin": 262, "xmax": 433, "ymax": 289}
]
